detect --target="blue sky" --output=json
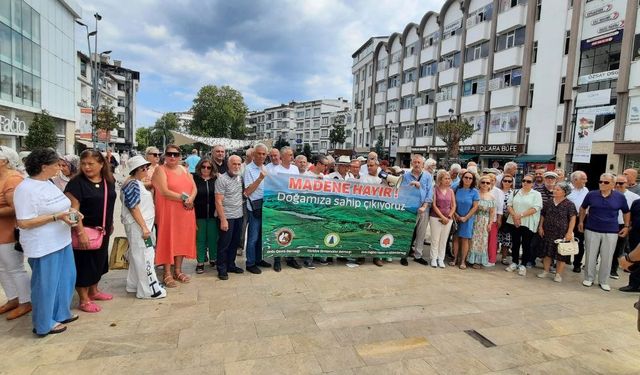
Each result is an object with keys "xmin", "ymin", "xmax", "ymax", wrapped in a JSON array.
[{"xmin": 76, "ymin": 0, "xmax": 445, "ymax": 127}]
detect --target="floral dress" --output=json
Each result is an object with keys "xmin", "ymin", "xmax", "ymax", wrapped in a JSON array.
[
  {"xmin": 539, "ymin": 198, "xmax": 577, "ymax": 263},
  {"xmin": 467, "ymin": 197, "xmax": 496, "ymax": 265},
  {"xmin": 498, "ymin": 189, "xmax": 513, "ymax": 247}
]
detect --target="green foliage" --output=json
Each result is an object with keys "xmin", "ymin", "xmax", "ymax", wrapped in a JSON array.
[
  {"xmin": 25, "ymin": 110, "xmax": 58, "ymax": 150},
  {"xmin": 436, "ymin": 118, "xmax": 475, "ymax": 160},
  {"xmin": 95, "ymin": 105, "xmax": 119, "ymax": 132},
  {"xmin": 329, "ymin": 115, "xmax": 346, "ymax": 149},
  {"xmin": 274, "ymin": 136, "xmax": 290, "ymax": 150},
  {"xmin": 135, "ymin": 127, "xmax": 151, "ymax": 151},
  {"xmin": 375, "ymin": 133, "xmax": 384, "ymax": 158},
  {"xmin": 190, "ymin": 85, "xmax": 248, "ymax": 139},
  {"xmin": 302, "ymin": 143, "xmax": 312, "ymax": 159}
]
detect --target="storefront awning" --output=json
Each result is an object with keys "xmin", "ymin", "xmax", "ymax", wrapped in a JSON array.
[
  {"xmin": 458, "ymin": 154, "xmax": 479, "ymax": 161},
  {"xmin": 169, "ymin": 130, "xmax": 269, "ymax": 149},
  {"xmin": 513, "ymin": 154, "xmax": 555, "ymax": 163},
  {"xmin": 75, "ymin": 139, "xmax": 93, "ymax": 147}
]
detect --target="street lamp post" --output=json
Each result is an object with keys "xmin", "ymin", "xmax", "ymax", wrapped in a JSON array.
[{"xmin": 387, "ymin": 120, "xmax": 393, "ymax": 163}]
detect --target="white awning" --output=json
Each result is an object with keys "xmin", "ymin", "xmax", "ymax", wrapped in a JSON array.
[{"xmin": 169, "ymin": 130, "xmax": 269, "ymax": 150}]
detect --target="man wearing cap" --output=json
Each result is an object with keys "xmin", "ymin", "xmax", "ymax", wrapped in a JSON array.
[
  {"xmin": 327, "ymin": 156, "xmax": 353, "ymax": 180},
  {"xmin": 401, "ymin": 154, "xmax": 433, "ymax": 266},
  {"xmin": 536, "ymin": 171, "xmax": 557, "ymax": 206}
]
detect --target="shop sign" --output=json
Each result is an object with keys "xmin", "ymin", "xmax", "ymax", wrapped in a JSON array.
[
  {"xmin": 581, "ymin": 0, "xmax": 626, "ymax": 41},
  {"xmin": 0, "ymin": 114, "xmax": 29, "ymax": 136},
  {"xmin": 420, "ymin": 143, "xmax": 524, "ymax": 155},
  {"xmin": 573, "ymin": 109, "xmax": 597, "ymax": 163},
  {"xmin": 577, "ymin": 69, "xmax": 619, "ymax": 85},
  {"xmin": 575, "ymin": 88, "xmax": 612, "ymax": 108},
  {"xmin": 443, "ymin": 19, "xmax": 462, "ymax": 35},
  {"xmin": 628, "ymin": 96, "xmax": 640, "ymax": 124}
]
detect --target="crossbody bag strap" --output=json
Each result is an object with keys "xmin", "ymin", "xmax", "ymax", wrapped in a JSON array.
[{"xmin": 101, "ymin": 178, "xmax": 108, "ymax": 232}]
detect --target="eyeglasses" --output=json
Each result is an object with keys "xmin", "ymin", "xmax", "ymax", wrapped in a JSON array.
[
  {"xmin": 503, "ymin": 179, "xmax": 513, "ymax": 183},
  {"xmin": 615, "ymin": 182, "xmax": 625, "ymax": 186},
  {"xmin": 480, "ymin": 181, "xmax": 491, "ymax": 185},
  {"xmin": 165, "ymin": 152, "xmax": 180, "ymax": 158},
  {"xmin": 147, "ymin": 153, "xmax": 160, "ymax": 157},
  {"xmin": 202, "ymin": 166, "xmax": 212, "ymax": 170},
  {"xmin": 599, "ymin": 180, "xmax": 611, "ymax": 185},
  {"xmin": 139, "ymin": 166, "xmax": 149, "ymax": 171},
  {"xmin": 463, "ymin": 176, "xmax": 473, "ymax": 180},
  {"xmin": 522, "ymin": 179, "xmax": 533, "ymax": 183}
]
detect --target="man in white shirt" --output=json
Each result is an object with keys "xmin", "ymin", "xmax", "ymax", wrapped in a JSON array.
[
  {"xmin": 327, "ymin": 155, "xmax": 353, "ymax": 180},
  {"xmin": 567, "ymin": 170, "xmax": 589, "ymax": 273},
  {"xmin": 348, "ymin": 159, "xmax": 361, "ymax": 181},
  {"xmin": 360, "ymin": 152, "xmax": 378, "ymax": 176},
  {"xmin": 294, "ymin": 155, "xmax": 308, "ymax": 174},
  {"xmin": 272, "ymin": 147, "xmax": 298, "ymax": 175},
  {"xmin": 359, "ymin": 159, "xmax": 382, "ymax": 184},
  {"xmin": 265, "ymin": 148, "xmax": 281, "ymax": 174},
  {"xmin": 611, "ymin": 175, "xmax": 640, "ymax": 279},
  {"xmin": 304, "ymin": 156, "xmax": 327, "ymax": 178},
  {"xmin": 496, "ymin": 161, "xmax": 518, "ymax": 187}
]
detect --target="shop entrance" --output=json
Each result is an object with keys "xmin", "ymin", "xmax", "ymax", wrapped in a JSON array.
[{"xmin": 574, "ymin": 154, "xmax": 607, "ymax": 191}]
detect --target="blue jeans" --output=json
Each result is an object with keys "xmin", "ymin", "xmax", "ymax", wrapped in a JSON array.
[
  {"xmin": 245, "ymin": 212, "xmax": 262, "ymax": 267},
  {"xmin": 29, "ymin": 244, "xmax": 76, "ymax": 335},
  {"xmin": 217, "ymin": 218, "xmax": 243, "ymax": 275}
]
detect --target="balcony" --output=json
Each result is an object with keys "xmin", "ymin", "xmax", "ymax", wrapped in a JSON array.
[
  {"xmin": 387, "ymin": 86, "xmax": 400, "ymax": 100},
  {"xmin": 490, "ymin": 86, "xmax": 520, "ymax": 109},
  {"xmin": 463, "ymin": 58, "xmax": 488, "ymax": 79},
  {"xmin": 493, "ymin": 46, "xmax": 523, "ymax": 71},
  {"xmin": 400, "ymin": 108, "xmax": 415, "ymax": 123},
  {"xmin": 630, "ymin": 61, "xmax": 640, "ymax": 89},
  {"xmin": 460, "ymin": 94, "xmax": 485, "ymax": 113},
  {"xmin": 386, "ymin": 111, "xmax": 398, "ymax": 124},
  {"xmin": 420, "ymin": 46, "xmax": 437, "ymax": 63},
  {"xmin": 497, "ymin": 5, "xmax": 527, "ymax": 34},
  {"xmin": 401, "ymin": 81, "xmax": 416, "ymax": 96},
  {"xmin": 418, "ymin": 76, "xmax": 436, "ymax": 91},
  {"xmin": 373, "ymin": 114, "xmax": 385, "ymax": 126},
  {"xmin": 389, "ymin": 61, "xmax": 400, "ymax": 76},
  {"xmin": 438, "ymin": 67, "xmax": 459, "ymax": 86},
  {"xmin": 436, "ymin": 99, "xmax": 456, "ymax": 117},
  {"xmin": 466, "ymin": 22, "xmax": 491, "ymax": 45},
  {"xmin": 440, "ymin": 34, "xmax": 462, "ymax": 56},
  {"xmin": 403, "ymin": 55, "xmax": 418, "ymax": 70},
  {"xmin": 376, "ymin": 68, "xmax": 386, "ymax": 81},
  {"xmin": 374, "ymin": 91, "xmax": 386, "ymax": 104},
  {"xmin": 416, "ymin": 104, "xmax": 435, "ymax": 120}
]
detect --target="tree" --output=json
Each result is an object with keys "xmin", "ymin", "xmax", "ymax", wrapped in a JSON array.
[
  {"xmin": 302, "ymin": 143, "xmax": 312, "ymax": 159},
  {"xmin": 375, "ymin": 133, "xmax": 384, "ymax": 159},
  {"xmin": 153, "ymin": 113, "xmax": 179, "ymax": 150},
  {"xmin": 25, "ymin": 110, "xmax": 58, "ymax": 150},
  {"xmin": 329, "ymin": 114, "xmax": 346, "ymax": 149},
  {"xmin": 436, "ymin": 118, "xmax": 475, "ymax": 162},
  {"xmin": 95, "ymin": 105, "xmax": 119, "ymax": 132},
  {"xmin": 190, "ymin": 85, "xmax": 248, "ymax": 139},
  {"xmin": 274, "ymin": 136, "xmax": 290, "ymax": 150},
  {"xmin": 135, "ymin": 127, "xmax": 151, "ymax": 151}
]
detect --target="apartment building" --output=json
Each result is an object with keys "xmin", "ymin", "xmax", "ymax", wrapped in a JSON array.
[
  {"xmin": 352, "ymin": 0, "xmax": 637, "ymax": 177},
  {"xmin": 246, "ymin": 98, "xmax": 350, "ymax": 154},
  {"xmin": 0, "ymin": 0, "xmax": 81, "ymax": 154},
  {"xmin": 76, "ymin": 52, "xmax": 139, "ymax": 151}
]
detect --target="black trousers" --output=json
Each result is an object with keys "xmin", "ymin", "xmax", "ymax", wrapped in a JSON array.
[
  {"xmin": 511, "ymin": 226, "xmax": 534, "ymax": 266},
  {"xmin": 572, "ymin": 226, "xmax": 586, "ymax": 269},
  {"xmin": 611, "ymin": 225, "xmax": 627, "ymax": 274},
  {"xmin": 217, "ymin": 218, "xmax": 243, "ymax": 275}
]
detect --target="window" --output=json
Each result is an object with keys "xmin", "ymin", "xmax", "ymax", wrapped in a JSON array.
[
  {"xmin": 499, "ymin": 0, "xmax": 527, "ymax": 13},
  {"xmin": 313, "ymin": 119, "xmax": 320, "ymax": 127},
  {"xmin": 304, "ymin": 120, "xmax": 310, "ymax": 128},
  {"xmin": 424, "ymin": 124, "xmax": 434, "ymax": 137},
  {"xmin": 439, "ymin": 52, "xmax": 461, "ymax": 71},
  {"xmin": 322, "ymin": 117, "xmax": 328, "ymax": 125},
  {"xmin": 495, "ymin": 27, "xmax": 526, "ymax": 52},
  {"xmin": 321, "ymin": 141, "xmax": 327, "ymax": 149},
  {"xmin": 117, "ymin": 113, "xmax": 125, "ymax": 123},
  {"xmin": 313, "ymin": 108, "xmax": 320, "ymax": 117},
  {"xmin": 312, "ymin": 131, "xmax": 319, "ymax": 140},
  {"xmin": 492, "ymin": 68, "xmax": 522, "ymax": 87},
  {"xmin": 117, "ymin": 83, "xmax": 124, "ymax": 91},
  {"xmin": 361, "ymin": 69, "xmax": 365, "ymax": 81},
  {"xmin": 305, "ymin": 109, "xmax": 311, "ymax": 117},
  {"xmin": 422, "ymin": 31, "xmax": 440, "ymax": 49},
  {"xmin": 401, "ymin": 95, "xmax": 415, "ymax": 109},
  {"xmin": 402, "ymin": 69, "xmax": 417, "ymax": 83},
  {"xmin": 404, "ymin": 42, "xmax": 418, "ymax": 56},
  {"xmin": 536, "ymin": 0, "xmax": 542, "ymax": 21},
  {"xmin": 465, "ymin": 41, "xmax": 489, "ymax": 62},
  {"xmin": 117, "ymin": 97, "xmax": 125, "ymax": 107},
  {"xmin": 528, "ymin": 83, "xmax": 534, "ymax": 108},
  {"xmin": 419, "ymin": 61, "xmax": 437, "ymax": 77},
  {"xmin": 564, "ymin": 30, "xmax": 570, "ymax": 55},
  {"xmin": 387, "ymin": 99, "xmax": 399, "ymax": 112},
  {"xmin": 437, "ymin": 85, "xmax": 457, "ymax": 101},
  {"xmin": 390, "ymin": 51, "xmax": 401, "ymax": 63},
  {"xmin": 377, "ymin": 57, "xmax": 387, "ymax": 71},
  {"xmin": 368, "ymin": 63, "xmax": 372, "ymax": 77},
  {"xmin": 355, "ymin": 71, "xmax": 359, "ymax": 82},
  {"xmin": 312, "ymin": 143, "xmax": 318, "ymax": 151},
  {"xmin": 388, "ymin": 75, "xmax": 400, "ymax": 88},
  {"xmin": 559, "ymin": 77, "xmax": 565, "ymax": 104},
  {"xmin": 417, "ymin": 90, "xmax": 435, "ymax": 105},
  {"xmin": 376, "ymin": 80, "xmax": 387, "ymax": 92},
  {"xmin": 0, "ymin": 62, "xmax": 11, "ymax": 100},
  {"xmin": 321, "ymin": 129, "xmax": 328, "ymax": 137},
  {"xmin": 296, "ymin": 111, "xmax": 304, "ymax": 118},
  {"xmin": 462, "ymin": 77, "xmax": 486, "ymax": 96},
  {"xmin": 532, "ymin": 41, "xmax": 538, "ymax": 63},
  {"xmin": 296, "ymin": 122, "xmax": 303, "ymax": 129},
  {"xmin": 578, "ymin": 43, "xmax": 621, "ymax": 93},
  {"xmin": 375, "ymin": 103, "xmax": 386, "ymax": 115}
]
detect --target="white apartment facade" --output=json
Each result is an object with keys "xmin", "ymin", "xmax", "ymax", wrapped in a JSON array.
[
  {"xmin": 352, "ymin": 0, "xmax": 574, "ymax": 171},
  {"xmin": 76, "ymin": 52, "xmax": 140, "ymax": 152},
  {"xmin": 0, "ymin": 0, "xmax": 80, "ymax": 154},
  {"xmin": 247, "ymin": 98, "xmax": 350, "ymax": 154}
]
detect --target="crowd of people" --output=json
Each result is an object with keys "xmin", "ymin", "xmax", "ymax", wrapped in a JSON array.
[{"xmin": 1, "ymin": 143, "xmax": 640, "ymax": 337}]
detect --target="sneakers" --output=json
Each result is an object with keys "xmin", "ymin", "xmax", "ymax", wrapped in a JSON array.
[
  {"xmin": 437, "ymin": 259, "xmax": 446, "ymax": 268},
  {"xmin": 517, "ymin": 265, "xmax": 526, "ymax": 276},
  {"xmin": 505, "ymin": 263, "xmax": 518, "ymax": 272},
  {"xmin": 485, "ymin": 262, "xmax": 495, "ymax": 267},
  {"xmin": 537, "ymin": 271, "xmax": 549, "ymax": 279},
  {"xmin": 414, "ymin": 258, "xmax": 429, "ymax": 266},
  {"xmin": 430, "ymin": 259, "xmax": 437, "ymax": 268},
  {"xmin": 610, "ymin": 272, "xmax": 620, "ymax": 280},
  {"xmin": 303, "ymin": 262, "xmax": 316, "ymax": 270},
  {"xmin": 582, "ymin": 280, "xmax": 593, "ymax": 287},
  {"xmin": 553, "ymin": 274, "xmax": 562, "ymax": 283},
  {"xmin": 600, "ymin": 284, "xmax": 611, "ymax": 292}
]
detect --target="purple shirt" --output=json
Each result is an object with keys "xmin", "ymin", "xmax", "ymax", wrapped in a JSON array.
[
  {"xmin": 582, "ymin": 190, "xmax": 629, "ymax": 233},
  {"xmin": 431, "ymin": 188, "xmax": 454, "ymax": 218}
]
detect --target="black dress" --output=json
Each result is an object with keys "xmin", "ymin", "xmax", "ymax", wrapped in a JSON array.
[
  {"xmin": 539, "ymin": 198, "xmax": 577, "ymax": 263},
  {"xmin": 65, "ymin": 175, "xmax": 116, "ymax": 287}
]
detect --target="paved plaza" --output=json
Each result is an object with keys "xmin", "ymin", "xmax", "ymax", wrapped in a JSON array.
[{"xmin": 1, "ymin": 247, "xmax": 640, "ymax": 374}]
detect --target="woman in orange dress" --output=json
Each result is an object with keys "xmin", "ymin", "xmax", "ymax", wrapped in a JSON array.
[{"xmin": 152, "ymin": 145, "xmax": 197, "ymax": 287}]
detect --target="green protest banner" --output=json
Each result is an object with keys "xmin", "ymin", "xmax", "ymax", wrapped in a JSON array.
[{"xmin": 262, "ymin": 174, "xmax": 422, "ymax": 258}]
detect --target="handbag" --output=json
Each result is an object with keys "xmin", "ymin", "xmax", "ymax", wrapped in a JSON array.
[
  {"xmin": 249, "ymin": 198, "xmax": 264, "ymax": 218},
  {"xmin": 71, "ymin": 179, "xmax": 108, "ymax": 250},
  {"xmin": 555, "ymin": 238, "xmax": 579, "ymax": 256},
  {"xmin": 14, "ymin": 227, "xmax": 22, "ymax": 252}
]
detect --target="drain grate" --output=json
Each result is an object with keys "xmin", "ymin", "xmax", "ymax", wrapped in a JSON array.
[{"xmin": 464, "ymin": 329, "xmax": 497, "ymax": 348}]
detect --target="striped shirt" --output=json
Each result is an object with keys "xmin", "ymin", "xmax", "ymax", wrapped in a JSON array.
[
  {"xmin": 121, "ymin": 179, "xmax": 141, "ymax": 209},
  {"xmin": 215, "ymin": 172, "xmax": 244, "ymax": 219}
]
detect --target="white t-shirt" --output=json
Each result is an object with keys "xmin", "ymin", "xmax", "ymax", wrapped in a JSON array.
[
  {"xmin": 327, "ymin": 171, "xmax": 353, "ymax": 180},
  {"xmin": 14, "ymin": 178, "xmax": 72, "ymax": 258},
  {"xmin": 273, "ymin": 164, "xmax": 299, "ymax": 175},
  {"xmin": 303, "ymin": 170, "xmax": 324, "ymax": 179},
  {"xmin": 266, "ymin": 163, "xmax": 280, "ymax": 174},
  {"xmin": 619, "ymin": 190, "xmax": 640, "ymax": 224},
  {"xmin": 359, "ymin": 174, "xmax": 382, "ymax": 184},
  {"xmin": 491, "ymin": 186, "xmax": 505, "ymax": 223},
  {"xmin": 567, "ymin": 186, "xmax": 589, "ymax": 212}
]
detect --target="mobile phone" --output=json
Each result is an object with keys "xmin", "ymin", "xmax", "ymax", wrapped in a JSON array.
[
  {"xmin": 180, "ymin": 192, "xmax": 189, "ymax": 202},
  {"xmin": 144, "ymin": 237, "xmax": 154, "ymax": 248}
]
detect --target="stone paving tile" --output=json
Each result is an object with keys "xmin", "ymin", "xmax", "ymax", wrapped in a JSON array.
[
  {"xmin": 224, "ymin": 352, "xmax": 322, "ymax": 375},
  {"xmin": 423, "ymin": 352, "xmax": 492, "ymax": 375},
  {"xmin": 289, "ymin": 330, "xmax": 341, "ymax": 353},
  {"xmin": 352, "ymin": 358, "xmax": 439, "ymax": 375},
  {"xmin": 468, "ymin": 342, "xmax": 560, "ymax": 372},
  {"xmin": 331, "ymin": 323, "xmax": 406, "ymax": 346},
  {"xmin": 312, "ymin": 346, "xmax": 367, "ymax": 372},
  {"xmin": 77, "ymin": 331, "xmax": 179, "ymax": 360}
]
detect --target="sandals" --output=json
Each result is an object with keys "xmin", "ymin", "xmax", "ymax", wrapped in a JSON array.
[
  {"xmin": 174, "ymin": 272, "xmax": 191, "ymax": 283},
  {"xmin": 163, "ymin": 275, "xmax": 178, "ymax": 288},
  {"xmin": 60, "ymin": 315, "xmax": 79, "ymax": 324},
  {"xmin": 472, "ymin": 264, "xmax": 482, "ymax": 269},
  {"xmin": 79, "ymin": 301, "xmax": 101, "ymax": 313},
  {"xmin": 195, "ymin": 264, "xmax": 205, "ymax": 274},
  {"xmin": 448, "ymin": 261, "xmax": 456, "ymax": 267},
  {"xmin": 33, "ymin": 323, "xmax": 67, "ymax": 337},
  {"xmin": 89, "ymin": 292, "xmax": 113, "ymax": 301},
  {"xmin": 459, "ymin": 264, "xmax": 467, "ymax": 270}
]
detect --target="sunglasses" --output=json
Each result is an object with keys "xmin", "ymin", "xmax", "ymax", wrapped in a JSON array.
[
  {"xmin": 463, "ymin": 176, "xmax": 473, "ymax": 180},
  {"xmin": 139, "ymin": 166, "xmax": 149, "ymax": 171},
  {"xmin": 503, "ymin": 179, "xmax": 513, "ymax": 183},
  {"xmin": 147, "ymin": 153, "xmax": 160, "ymax": 157},
  {"xmin": 615, "ymin": 182, "xmax": 625, "ymax": 186},
  {"xmin": 480, "ymin": 181, "xmax": 491, "ymax": 185},
  {"xmin": 599, "ymin": 180, "xmax": 611, "ymax": 185},
  {"xmin": 166, "ymin": 152, "xmax": 180, "ymax": 158},
  {"xmin": 522, "ymin": 179, "xmax": 533, "ymax": 183},
  {"xmin": 202, "ymin": 165, "xmax": 212, "ymax": 170}
]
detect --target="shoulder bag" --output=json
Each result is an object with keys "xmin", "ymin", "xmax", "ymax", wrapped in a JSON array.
[
  {"xmin": 555, "ymin": 238, "xmax": 579, "ymax": 256},
  {"xmin": 71, "ymin": 179, "xmax": 107, "ymax": 250}
]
